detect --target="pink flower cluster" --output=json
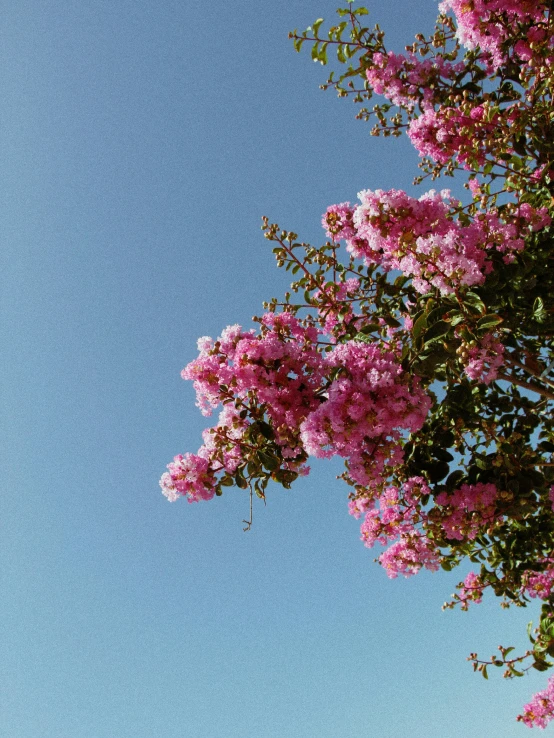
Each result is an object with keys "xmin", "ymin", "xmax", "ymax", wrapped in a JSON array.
[
  {"xmin": 183, "ymin": 312, "xmax": 324, "ymax": 433},
  {"xmin": 322, "ymin": 202, "xmax": 357, "ymax": 241},
  {"xmin": 160, "ymin": 452, "xmax": 215, "ymax": 503},
  {"xmin": 299, "ymin": 341, "xmax": 431, "ymax": 487},
  {"xmin": 463, "ymin": 333, "xmax": 504, "ymax": 384},
  {"xmin": 435, "ymin": 482, "xmax": 498, "ymax": 540},
  {"xmin": 161, "ymin": 314, "xmax": 325, "ymax": 502},
  {"xmin": 518, "ymin": 676, "xmax": 554, "ymax": 729},
  {"xmin": 358, "ymin": 479, "xmax": 428, "ymax": 545},
  {"xmin": 407, "ymin": 105, "xmax": 507, "ymax": 169},
  {"xmin": 365, "ymin": 51, "xmax": 463, "ymax": 110},
  {"xmin": 439, "ymin": 0, "xmax": 549, "ymax": 69},
  {"xmin": 457, "ymin": 571, "xmax": 485, "ymax": 610},
  {"xmin": 521, "ymin": 560, "xmax": 554, "ymax": 601},
  {"xmin": 324, "ymin": 190, "xmax": 549, "ymax": 295},
  {"xmin": 352, "ymin": 477, "xmax": 441, "ymax": 578},
  {"xmin": 162, "ymin": 315, "xmax": 431, "ymax": 502},
  {"xmin": 379, "ymin": 535, "xmax": 441, "ymax": 579},
  {"xmin": 160, "ymin": 404, "xmax": 251, "ymax": 502}
]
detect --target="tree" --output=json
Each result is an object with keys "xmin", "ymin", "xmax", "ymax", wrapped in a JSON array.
[{"xmin": 161, "ymin": 0, "xmax": 554, "ymax": 727}]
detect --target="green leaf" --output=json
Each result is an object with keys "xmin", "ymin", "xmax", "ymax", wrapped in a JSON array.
[
  {"xmin": 424, "ymin": 460, "xmax": 450, "ymax": 483},
  {"xmin": 412, "ymin": 312, "xmax": 427, "ymax": 340},
  {"xmin": 463, "ymin": 81, "xmax": 482, "ymax": 94},
  {"xmin": 509, "ymin": 155, "xmax": 524, "ymax": 171},
  {"xmin": 449, "ymin": 312, "xmax": 465, "ymax": 327},
  {"xmin": 358, "ymin": 322, "xmax": 380, "ymax": 335},
  {"xmin": 434, "ymin": 448, "xmax": 454, "ymax": 462},
  {"xmin": 272, "ymin": 469, "xmax": 298, "ymax": 489},
  {"xmin": 311, "ymin": 18, "xmax": 324, "ymax": 35},
  {"xmin": 464, "ymin": 292, "xmax": 486, "ymax": 314},
  {"xmin": 258, "ymin": 421, "xmax": 275, "ymax": 441},
  {"xmin": 319, "ymin": 42, "xmax": 329, "ymax": 64},
  {"xmin": 423, "ymin": 320, "xmax": 450, "ymax": 344},
  {"xmin": 533, "ymin": 297, "xmax": 546, "ymax": 321},
  {"xmin": 234, "ymin": 471, "xmax": 249, "ymax": 489},
  {"xmin": 258, "ymin": 451, "xmax": 280, "ymax": 472},
  {"xmin": 426, "ymin": 306, "xmax": 448, "ymax": 325},
  {"xmin": 445, "ymin": 469, "xmax": 465, "ymax": 492},
  {"xmin": 476, "ymin": 314, "xmax": 504, "ymax": 331}
]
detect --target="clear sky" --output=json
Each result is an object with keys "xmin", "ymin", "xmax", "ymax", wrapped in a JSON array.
[{"xmin": 2, "ymin": 1, "xmax": 550, "ymax": 736}]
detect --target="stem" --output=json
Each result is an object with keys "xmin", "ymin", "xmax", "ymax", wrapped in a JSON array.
[
  {"xmin": 497, "ymin": 371, "xmax": 554, "ymax": 401},
  {"xmin": 505, "ymin": 354, "xmax": 554, "ymax": 390},
  {"xmin": 242, "ymin": 484, "xmax": 253, "ymax": 532}
]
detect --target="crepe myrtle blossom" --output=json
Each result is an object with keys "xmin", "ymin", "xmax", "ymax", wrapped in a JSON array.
[
  {"xmin": 439, "ymin": 0, "xmax": 550, "ymax": 70},
  {"xmin": 365, "ymin": 51, "xmax": 464, "ymax": 110},
  {"xmin": 459, "ymin": 332, "xmax": 505, "ymax": 385},
  {"xmin": 407, "ymin": 105, "xmax": 512, "ymax": 169},
  {"xmin": 350, "ymin": 477, "xmax": 441, "ymax": 578},
  {"xmin": 182, "ymin": 312, "xmax": 325, "ymax": 436},
  {"xmin": 160, "ymin": 452, "xmax": 216, "ymax": 504},
  {"xmin": 299, "ymin": 341, "xmax": 431, "ymax": 485},
  {"xmin": 323, "ymin": 189, "xmax": 550, "ymax": 295},
  {"xmin": 521, "ymin": 560, "xmax": 554, "ymax": 602},
  {"xmin": 435, "ymin": 482, "xmax": 499, "ymax": 541},
  {"xmin": 457, "ymin": 571, "xmax": 485, "ymax": 610},
  {"xmin": 160, "ymin": 404, "xmax": 252, "ymax": 502},
  {"xmin": 518, "ymin": 676, "xmax": 554, "ymax": 729},
  {"xmin": 163, "ymin": 319, "xmax": 432, "ymax": 500}
]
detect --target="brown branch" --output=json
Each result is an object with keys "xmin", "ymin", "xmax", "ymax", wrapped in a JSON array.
[
  {"xmin": 497, "ymin": 371, "xmax": 554, "ymax": 401},
  {"xmin": 505, "ymin": 354, "xmax": 554, "ymax": 390}
]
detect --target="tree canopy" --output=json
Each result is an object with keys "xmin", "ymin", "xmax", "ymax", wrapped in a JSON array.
[{"xmin": 162, "ymin": 0, "xmax": 554, "ymax": 727}]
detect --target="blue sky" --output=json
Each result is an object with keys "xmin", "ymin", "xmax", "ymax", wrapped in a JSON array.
[{"xmin": 2, "ymin": 1, "xmax": 550, "ymax": 736}]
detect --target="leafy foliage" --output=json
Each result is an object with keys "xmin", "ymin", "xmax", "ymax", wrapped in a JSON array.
[{"xmin": 164, "ymin": 0, "xmax": 554, "ymax": 726}]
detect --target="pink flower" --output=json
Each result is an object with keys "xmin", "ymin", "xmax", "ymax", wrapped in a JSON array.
[
  {"xmin": 518, "ymin": 676, "xmax": 554, "ymax": 729},
  {"xmin": 436, "ymin": 483, "xmax": 498, "ymax": 540},
  {"xmin": 439, "ymin": 0, "xmax": 548, "ymax": 70},
  {"xmin": 160, "ymin": 453, "xmax": 216, "ymax": 503},
  {"xmin": 457, "ymin": 571, "xmax": 485, "ymax": 610},
  {"xmin": 300, "ymin": 341, "xmax": 431, "ymax": 486},
  {"xmin": 521, "ymin": 559, "xmax": 554, "ymax": 601},
  {"xmin": 379, "ymin": 534, "xmax": 441, "ymax": 578},
  {"xmin": 463, "ymin": 333, "xmax": 504, "ymax": 384}
]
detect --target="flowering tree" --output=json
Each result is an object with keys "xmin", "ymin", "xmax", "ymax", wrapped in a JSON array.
[{"xmin": 162, "ymin": 0, "xmax": 554, "ymax": 727}]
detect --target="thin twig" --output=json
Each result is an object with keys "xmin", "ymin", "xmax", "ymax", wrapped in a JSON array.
[{"xmin": 242, "ymin": 484, "xmax": 254, "ymax": 532}]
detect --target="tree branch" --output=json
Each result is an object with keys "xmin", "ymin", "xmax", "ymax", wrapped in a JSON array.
[{"xmin": 497, "ymin": 371, "xmax": 554, "ymax": 401}]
